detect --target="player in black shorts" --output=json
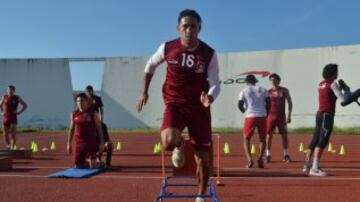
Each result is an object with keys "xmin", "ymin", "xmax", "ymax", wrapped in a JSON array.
[{"xmin": 97, "ymin": 122, "xmax": 113, "ymax": 167}]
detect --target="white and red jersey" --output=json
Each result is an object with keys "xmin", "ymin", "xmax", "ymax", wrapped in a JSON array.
[
  {"xmin": 239, "ymin": 85, "xmax": 269, "ymax": 118},
  {"xmin": 318, "ymin": 79, "xmax": 346, "ymax": 113},
  {"xmin": 268, "ymin": 87, "xmax": 287, "ymax": 118},
  {"xmin": 144, "ymin": 38, "xmax": 220, "ymax": 106}
]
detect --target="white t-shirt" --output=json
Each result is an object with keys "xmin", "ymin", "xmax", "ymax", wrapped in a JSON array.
[{"xmin": 239, "ymin": 85, "xmax": 269, "ymax": 118}]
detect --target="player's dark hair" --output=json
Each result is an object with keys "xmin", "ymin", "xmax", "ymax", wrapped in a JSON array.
[
  {"xmin": 178, "ymin": 9, "xmax": 202, "ymax": 24},
  {"xmin": 86, "ymin": 85, "xmax": 94, "ymax": 91},
  {"xmin": 322, "ymin": 64, "xmax": 338, "ymax": 79},
  {"xmin": 8, "ymin": 85, "xmax": 15, "ymax": 92},
  {"xmin": 245, "ymin": 74, "xmax": 258, "ymax": 84},
  {"xmin": 269, "ymin": 73, "xmax": 281, "ymax": 81},
  {"xmin": 76, "ymin": 93, "xmax": 88, "ymax": 100}
]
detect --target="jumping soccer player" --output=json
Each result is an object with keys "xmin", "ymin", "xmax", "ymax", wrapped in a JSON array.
[
  {"xmin": 238, "ymin": 74, "xmax": 270, "ymax": 169},
  {"xmin": 265, "ymin": 73, "xmax": 293, "ymax": 163},
  {"xmin": 302, "ymin": 64, "xmax": 347, "ymax": 176},
  {"xmin": 0, "ymin": 85, "xmax": 27, "ymax": 150},
  {"xmin": 67, "ymin": 93, "xmax": 105, "ymax": 168},
  {"xmin": 136, "ymin": 9, "xmax": 220, "ymax": 202}
]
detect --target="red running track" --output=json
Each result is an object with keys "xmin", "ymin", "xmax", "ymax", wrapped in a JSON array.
[{"xmin": 1, "ymin": 132, "xmax": 360, "ymax": 202}]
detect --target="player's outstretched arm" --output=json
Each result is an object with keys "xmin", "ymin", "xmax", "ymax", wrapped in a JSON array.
[
  {"xmin": 0, "ymin": 96, "xmax": 4, "ymax": 112},
  {"xmin": 136, "ymin": 73, "xmax": 153, "ymax": 112},
  {"xmin": 238, "ymin": 100, "xmax": 246, "ymax": 113},
  {"xmin": 17, "ymin": 97, "xmax": 28, "ymax": 115},
  {"xmin": 265, "ymin": 97, "xmax": 271, "ymax": 116},
  {"xmin": 136, "ymin": 44, "xmax": 165, "ymax": 112},
  {"xmin": 285, "ymin": 89, "xmax": 293, "ymax": 123},
  {"xmin": 94, "ymin": 112, "xmax": 105, "ymax": 153},
  {"xmin": 67, "ymin": 113, "xmax": 75, "ymax": 154}
]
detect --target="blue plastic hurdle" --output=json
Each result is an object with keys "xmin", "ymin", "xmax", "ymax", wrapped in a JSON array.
[{"xmin": 154, "ymin": 176, "xmax": 219, "ymax": 202}]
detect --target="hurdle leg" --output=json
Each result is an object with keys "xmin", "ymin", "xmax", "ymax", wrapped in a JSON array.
[{"xmin": 215, "ymin": 134, "xmax": 223, "ymax": 186}]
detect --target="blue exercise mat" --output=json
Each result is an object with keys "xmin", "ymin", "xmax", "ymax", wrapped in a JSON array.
[{"xmin": 48, "ymin": 167, "xmax": 105, "ymax": 178}]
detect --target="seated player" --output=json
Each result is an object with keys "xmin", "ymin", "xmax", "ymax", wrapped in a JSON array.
[
  {"xmin": 67, "ymin": 93, "xmax": 105, "ymax": 169},
  {"xmin": 97, "ymin": 122, "xmax": 113, "ymax": 168}
]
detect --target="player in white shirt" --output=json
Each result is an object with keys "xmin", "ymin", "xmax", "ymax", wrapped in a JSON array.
[{"xmin": 238, "ymin": 74, "xmax": 270, "ymax": 168}]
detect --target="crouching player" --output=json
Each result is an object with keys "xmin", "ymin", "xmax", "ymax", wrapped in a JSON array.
[{"xmin": 67, "ymin": 93, "xmax": 105, "ymax": 168}]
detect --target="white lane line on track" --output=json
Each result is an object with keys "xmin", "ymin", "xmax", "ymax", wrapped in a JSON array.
[
  {"xmin": 222, "ymin": 167, "xmax": 360, "ymax": 172},
  {"xmin": 13, "ymin": 166, "xmax": 360, "ymax": 172},
  {"xmin": 2, "ymin": 174, "xmax": 360, "ymax": 181}
]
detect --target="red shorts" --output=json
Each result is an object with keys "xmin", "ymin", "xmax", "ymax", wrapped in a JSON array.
[
  {"xmin": 267, "ymin": 116, "xmax": 288, "ymax": 135},
  {"xmin": 74, "ymin": 142, "xmax": 98, "ymax": 166},
  {"xmin": 243, "ymin": 117, "xmax": 267, "ymax": 139},
  {"xmin": 2, "ymin": 115, "xmax": 17, "ymax": 127},
  {"xmin": 161, "ymin": 104, "xmax": 212, "ymax": 151}
]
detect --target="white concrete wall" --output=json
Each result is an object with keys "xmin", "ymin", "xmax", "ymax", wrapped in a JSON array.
[
  {"xmin": 214, "ymin": 45, "xmax": 360, "ymax": 128},
  {"xmin": 0, "ymin": 59, "xmax": 74, "ymax": 128},
  {"xmin": 1, "ymin": 44, "xmax": 359, "ymax": 129},
  {"xmin": 102, "ymin": 57, "xmax": 166, "ymax": 128},
  {"xmin": 102, "ymin": 44, "xmax": 360, "ymax": 129}
]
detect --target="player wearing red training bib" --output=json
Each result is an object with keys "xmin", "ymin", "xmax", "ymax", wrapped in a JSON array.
[
  {"xmin": 265, "ymin": 74, "xmax": 293, "ymax": 163},
  {"xmin": 0, "ymin": 85, "xmax": 27, "ymax": 150}
]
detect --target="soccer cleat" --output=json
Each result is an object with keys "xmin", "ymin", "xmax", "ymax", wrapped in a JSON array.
[
  {"xmin": 257, "ymin": 159, "xmax": 264, "ymax": 168},
  {"xmin": 246, "ymin": 160, "xmax": 254, "ymax": 169},
  {"xmin": 309, "ymin": 167, "xmax": 327, "ymax": 177},
  {"xmin": 266, "ymin": 155, "xmax": 271, "ymax": 163},
  {"xmin": 195, "ymin": 196, "xmax": 206, "ymax": 202},
  {"xmin": 283, "ymin": 155, "xmax": 292, "ymax": 163},
  {"xmin": 172, "ymin": 147, "xmax": 184, "ymax": 168}
]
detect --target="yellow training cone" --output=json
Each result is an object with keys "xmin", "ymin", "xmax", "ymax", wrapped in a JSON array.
[
  {"xmin": 339, "ymin": 145, "xmax": 346, "ymax": 156},
  {"xmin": 327, "ymin": 143, "xmax": 333, "ymax": 152},
  {"xmin": 32, "ymin": 142, "xmax": 39, "ymax": 153},
  {"xmin": 50, "ymin": 141, "xmax": 56, "ymax": 151},
  {"xmin": 30, "ymin": 141, "xmax": 35, "ymax": 150},
  {"xmin": 251, "ymin": 144, "xmax": 256, "ymax": 154},
  {"xmin": 116, "ymin": 142, "xmax": 122, "ymax": 151},
  {"xmin": 153, "ymin": 142, "xmax": 160, "ymax": 154},
  {"xmin": 299, "ymin": 142, "xmax": 304, "ymax": 152},
  {"xmin": 224, "ymin": 142, "xmax": 230, "ymax": 154},
  {"xmin": 157, "ymin": 143, "xmax": 162, "ymax": 152}
]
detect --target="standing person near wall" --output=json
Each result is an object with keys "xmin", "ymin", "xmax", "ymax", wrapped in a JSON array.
[
  {"xmin": 265, "ymin": 73, "xmax": 293, "ymax": 163},
  {"xmin": 85, "ymin": 85, "xmax": 104, "ymax": 122},
  {"xmin": 0, "ymin": 85, "xmax": 27, "ymax": 150},
  {"xmin": 302, "ymin": 64, "xmax": 348, "ymax": 176},
  {"xmin": 136, "ymin": 9, "xmax": 220, "ymax": 202},
  {"xmin": 238, "ymin": 75, "xmax": 270, "ymax": 169}
]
